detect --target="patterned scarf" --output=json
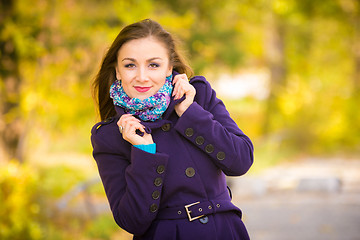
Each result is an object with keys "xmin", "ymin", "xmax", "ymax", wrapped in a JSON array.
[{"xmin": 110, "ymin": 75, "xmax": 173, "ymax": 121}]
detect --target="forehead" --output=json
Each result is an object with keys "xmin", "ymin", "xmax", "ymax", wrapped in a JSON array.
[{"xmin": 118, "ymin": 37, "xmax": 169, "ymax": 59}]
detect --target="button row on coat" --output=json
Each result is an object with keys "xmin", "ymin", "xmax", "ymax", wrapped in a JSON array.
[
  {"xmin": 150, "ymin": 165, "xmax": 165, "ymax": 213},
  {"xmin": 185, "ymin": 128, "xmax": 226, "ymax": 161}
]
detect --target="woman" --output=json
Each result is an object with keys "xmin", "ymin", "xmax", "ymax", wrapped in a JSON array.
[{"xmin": 91, "ymin": 19, "xmax": 254, "ymax": 240}]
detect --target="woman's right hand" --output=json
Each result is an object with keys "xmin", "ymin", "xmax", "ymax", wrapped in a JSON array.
[{"xmin": 117, "ymin": 114, "xmax": 154, "ymax": 146}]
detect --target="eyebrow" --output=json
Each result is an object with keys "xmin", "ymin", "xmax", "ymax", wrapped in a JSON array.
[{"xmin": 121, "ymin": 57, "xmax": 164, "ymax": 62}]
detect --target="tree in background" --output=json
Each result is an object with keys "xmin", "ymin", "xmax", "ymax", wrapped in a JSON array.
[
  {"xmin": 0, "ymin": 0, "xmax": 359, "ymax": 163},
  {"xmin": 0, "ymin": 0, "xmax": 23, "ymax": 162}
]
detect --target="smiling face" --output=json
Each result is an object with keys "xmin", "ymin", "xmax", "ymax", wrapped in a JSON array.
[{"xmin": 115, "ymin": 37, "xmax": 173, "ymax": 100}]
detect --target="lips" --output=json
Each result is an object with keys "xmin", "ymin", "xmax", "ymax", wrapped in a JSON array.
[{"xmin": 134, "ymin": 86, "xmax": 151, "ymax": 93}]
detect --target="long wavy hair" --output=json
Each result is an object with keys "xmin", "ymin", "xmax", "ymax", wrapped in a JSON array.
[{"xmin": 92, "ymin": 19, "xmax": 193, "ymax": 121}]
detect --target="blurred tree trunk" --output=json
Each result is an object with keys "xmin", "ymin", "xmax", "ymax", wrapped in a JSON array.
[
  {"xmin": 0, "ymin": 0, "xmax": 23, "ymax": 162},
  {"xmin": 263, "ymin": 10, "xmax": 287, "ymax": 134}
]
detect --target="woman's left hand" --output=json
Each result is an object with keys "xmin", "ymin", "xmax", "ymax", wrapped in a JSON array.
[{"xmin": 172, "ymin": 74, "xmax": 196, "ymax": 117}]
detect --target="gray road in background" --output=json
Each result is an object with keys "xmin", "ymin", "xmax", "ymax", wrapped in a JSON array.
[{"xmin": 230, "ymin": 158, "xmax": 360, "ymax": 240}]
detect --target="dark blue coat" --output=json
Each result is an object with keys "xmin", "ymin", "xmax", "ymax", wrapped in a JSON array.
[{"xmin": 91, "ymin": 74, "xmax": 254, "ymax": 239}]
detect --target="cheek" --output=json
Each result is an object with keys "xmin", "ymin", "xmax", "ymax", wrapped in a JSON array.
[
  {"xmin": 154, "ymin": 78, "xmax": 166, "ymax": 89},
  {"xmin": 118, "ymin": 71, "xmax": 133, "ymax": 86},
  {"xmin": 121, "ymin": 80, "xmax": 129, "ymax": 89},
  {"xmin": 118, "ymin": 70, "xmax": 131, "ymax": 80},
  {"xmin": 122, "ymin": 84, "xmax": 134, "ymax": 98},
  {"xmin": 152, "ymin": 72, "xmax": 167, "ymax": 85},
  {"xmin": 120, "ymin": 78, "xmax": 133, "ymax": 94}
]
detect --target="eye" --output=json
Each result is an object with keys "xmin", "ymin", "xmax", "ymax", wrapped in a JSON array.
[
  {"xmin": 124, "ymin": 63, "xmax": 136, "ymax": 68},
  {"xmin": 149, "ymin": 63, "xmax": 160, "ymax": 68}
]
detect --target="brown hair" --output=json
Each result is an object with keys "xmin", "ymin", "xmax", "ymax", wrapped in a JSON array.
[{"xmin": 92, "ymin": 19, "xmax": 193, "ymax": 121}]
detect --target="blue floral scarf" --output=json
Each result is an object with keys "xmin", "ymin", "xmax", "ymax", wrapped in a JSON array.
[{"xmin": 110, "ymin": 75, "xmax": 173, "ymax": 121}]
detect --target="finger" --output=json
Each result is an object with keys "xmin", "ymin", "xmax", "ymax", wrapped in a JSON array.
[
  {"xmin": 123, "ymin": 114, "xmax": 140, "ymax": 122},
  {"xmin": 172, "ymin": 79, "xmax": 179, "ymax": 97},
  {"xmin": 176, "ymin": 86, "xmax": 184, "ymax": 100},
  {"xmin": 122, "ymin": 121, "xmax": 135, "ymax": 139},
  {"xmin": 124, "ymin": 120, "xmax": 144, "ymax": 135},
  {"xmin": 173, "ymin": 84, "xmax": 179, "ymax": 98},
  {"xmin": 118, "ymin": 114, "xmax": 140, "ymax": 128},
  {"xmin": 177, "ymin": 74, "xmax": 188, "ymax": 81},
  {"xmin": 172, "ymin": 74, "xmax": 187, "ymax": 94},
  {"xmin": 174, "ymin": 74, "xmax": 187, "ymax": 85},
  {"xmin": 177, "ymin": 82, "xmax": 187, "ymax": 99},
  {"xmin": 118, "ymin": 114, "xmax": 131, "ymax": 126},
  {"xmin": 172, "ymin": 74, "xmax": 185, "ymax": 84},
  {"xmin": 173, "ymin": 83, "xmax": 180, "ymax": 99},
  {"xmin": 173, "ymin": 79, "xmax": 186, "ymax": 99}
]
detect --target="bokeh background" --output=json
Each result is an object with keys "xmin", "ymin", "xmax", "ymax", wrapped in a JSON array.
[{"xmin": 1, "ymin": 0, "xmax": 359, "ymax": 239}]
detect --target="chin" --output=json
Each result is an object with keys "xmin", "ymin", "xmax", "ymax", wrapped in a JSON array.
[{"xmin": 136, "ymin": 94, "xmax": 151, "ymax": 100}]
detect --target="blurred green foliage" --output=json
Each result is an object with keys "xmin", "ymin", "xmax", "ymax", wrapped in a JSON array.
[
  {"xmin": 0, "ymin": 161, "xmax": 131, "ymax": 240},
  {"xmin": 4, "ymin": 0, "xmax": 356, "ymax": 158},
  {"xmin": 0, "ymin": 162, "xmax": 43, "ymax": 240},
  {"xmin": 1, "ymin": 0, "xmax": 360, "ymax": 238},
  {"xmin": 1, "ymin": 0, "xmax": 358, "ymax": 158}
]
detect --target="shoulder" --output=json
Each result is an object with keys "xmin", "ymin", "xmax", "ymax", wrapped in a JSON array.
[
  {"xmin": 91, "ymin": 116, "xmax": 127, "ymax": 154},
  {"xmin": 91, "ymin": 117, "xmax": 118, "ymax": 135}
]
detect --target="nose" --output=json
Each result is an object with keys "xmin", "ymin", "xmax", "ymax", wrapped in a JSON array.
[{"xmin": 136, "ymin": 67, "xmax": 149, "ymax": 83}]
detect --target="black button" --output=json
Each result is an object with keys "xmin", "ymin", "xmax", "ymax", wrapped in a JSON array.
[
  {"xmin": 185, "ymin": 167, "xmax": 195, "ymax": 178},
  {"xmin": 150, "ymin": 203, "xmax": 158, "ymax": 213},
  {"xmin": 161, "ymin": 123, "xmax": 171, "ymax": 132},
  {"xmin": 185, "ymin": 128, "xmax": 194, "ymax": 137},
  {"xmin": 217, "ymin": 151, "xmax": 226, "ymax": 161},
  {"xmin": 154, "ymin": 177, "xmax": 163, "ymax": 187},
  {"xmin": 205, "ymin": 144, "xmax": 214, "ymax": 153},
  {"xmin": 199, "ymin": 216, "xmax": 209, "ymax": 224},
  {"xmin": 157, "ymin": 165, "xmax": 165, "ymax": 174},
  {"xmin": 152, "ymin": 190, "xmax": 160, "ymax": 200},
  {"xmin": 195, "ymin": 136, "xmax": 205, "ymax": 145}
]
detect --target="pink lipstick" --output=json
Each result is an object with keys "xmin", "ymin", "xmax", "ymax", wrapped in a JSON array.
[{"xmin": 134, "ymin": 86, "xmax": 151, "ymax": 93}]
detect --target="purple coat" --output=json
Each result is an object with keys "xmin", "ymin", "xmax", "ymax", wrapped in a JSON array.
[{"xmin": 91, "ymin": 74, "xmax": 254, "ymax": 239}]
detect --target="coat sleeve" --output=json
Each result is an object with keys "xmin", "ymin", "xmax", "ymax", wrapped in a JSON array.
[
  {"xmin": 174, "ymin": 77, "xmax": 254, "ymax": 176},
  {"xmin": 91, "ymin": 123, "xmax": 169, "ymax": 236}
]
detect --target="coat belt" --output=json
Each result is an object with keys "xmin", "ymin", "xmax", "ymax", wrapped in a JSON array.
[{"xmin": 157, "ymin": 199, "xmax": 240, "ymax": 221}]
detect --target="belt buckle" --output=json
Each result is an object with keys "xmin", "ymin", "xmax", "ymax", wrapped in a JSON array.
[{"xmin": 184, "ymin": 201, "xmax": 205, "ymax": 221}]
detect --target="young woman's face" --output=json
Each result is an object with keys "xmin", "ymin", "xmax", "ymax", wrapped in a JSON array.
[{"xmin": 115, "ymin": 37, "xmax": 173, "ymax": 100}]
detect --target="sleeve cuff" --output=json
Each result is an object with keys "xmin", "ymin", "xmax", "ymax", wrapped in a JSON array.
[{"xmin": 134, "ymin": 143, "xmax": 156, "ymax": 154}]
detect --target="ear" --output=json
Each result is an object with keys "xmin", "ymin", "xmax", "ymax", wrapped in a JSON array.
[{"xmin": 115, "ymin": 65, "xmax": 121, "ymax": 80}]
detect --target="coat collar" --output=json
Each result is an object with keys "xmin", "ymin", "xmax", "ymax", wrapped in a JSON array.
[
  {"xmin": 114, "ymin": 95, "xmax": 185, "ymax": 134},
  {"xmin": 114, "ymin": 70, "xmax": 186, "ymax": 133}
]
